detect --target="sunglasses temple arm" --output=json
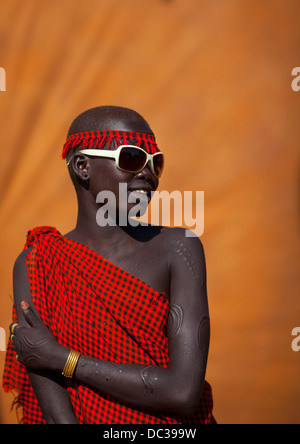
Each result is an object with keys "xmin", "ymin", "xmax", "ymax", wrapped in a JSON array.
[
  {"xmin": 66, "ymin": 149, "xmax": 117, "ymax": 165},
  {"xmin": 79, "ymin": 149, "xmax": 118, "ymax": 159}
]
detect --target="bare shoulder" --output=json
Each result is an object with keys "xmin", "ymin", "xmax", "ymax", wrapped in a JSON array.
[
  {"xmin": 158, "ymin": 228, "xmax": 209, "ymax": 320},
  {"xmin": 158, "ymin": 227, "xmax": 206, "ymax": 271}
]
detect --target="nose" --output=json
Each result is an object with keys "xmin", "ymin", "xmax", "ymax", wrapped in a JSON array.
[{"xmin": 135, "ymin": 162, "xmax": 159, "ymax": 186}]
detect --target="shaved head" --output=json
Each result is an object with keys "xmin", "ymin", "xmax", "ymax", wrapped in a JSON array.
[
  {"xmin": 67, "ymin": 106, "xmax": 154, "ymax": 136},
  {"xmin": 65, "ymin": 106, "xmax": 156, "ymax": 190}
]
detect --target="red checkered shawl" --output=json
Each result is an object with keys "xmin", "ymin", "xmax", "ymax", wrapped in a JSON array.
[{"xmin": 3, "ymin": 226, "xmax": 214, "ymax": 424}]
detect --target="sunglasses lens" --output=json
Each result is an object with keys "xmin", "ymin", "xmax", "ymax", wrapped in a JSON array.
[
  {"xmin": 153, "ymin": 153, "xmax": 164, "ymax": 178},
  {"xmin": 119, "ymin": 147, "xmax": 147, "ymax": 173}
]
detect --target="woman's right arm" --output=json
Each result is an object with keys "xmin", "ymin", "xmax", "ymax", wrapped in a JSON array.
[{"xmin": 13, "ymin": 249, "xmax": 78, "ymax": 424}]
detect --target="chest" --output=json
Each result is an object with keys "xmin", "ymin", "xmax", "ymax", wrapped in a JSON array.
[{"xmin": 97, "ymin": 243, "xmax": 170, "ymax": 299}]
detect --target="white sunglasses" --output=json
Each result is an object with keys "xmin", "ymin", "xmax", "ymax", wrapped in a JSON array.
[{"xmin": 68, "ymin": 145, "xmax": 164, "ymax": 178}]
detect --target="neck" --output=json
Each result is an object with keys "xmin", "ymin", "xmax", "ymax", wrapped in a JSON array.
[{"xmin": 68, "ymin": 194, "xmax": 135, "ymax": 250}]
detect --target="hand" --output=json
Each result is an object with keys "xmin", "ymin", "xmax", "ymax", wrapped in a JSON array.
[{"xmin": 10, "ymin": 301, "xmax": 68, "ymax": 372}]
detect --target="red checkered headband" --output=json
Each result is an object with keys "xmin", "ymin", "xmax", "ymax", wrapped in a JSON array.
[{"xmin": 62, "ymin": 130, "xmax": 164, "ymax": 178}]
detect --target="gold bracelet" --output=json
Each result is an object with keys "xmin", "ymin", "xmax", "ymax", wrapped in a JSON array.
[{"xmin": 62, "ymin": 349, "xmax": 81, "ymax": 378}]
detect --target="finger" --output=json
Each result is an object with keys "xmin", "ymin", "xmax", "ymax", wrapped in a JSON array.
[
  {"xmin": 10, "ymin": 325, "xmax": 25, "ymax": 342},
  {"xmin": 20, "ymin": 301, "xmax": 42, "ymax": 328},
  {"xmin": 9, "ymin": 322, "xmax": 19, "ymax": 335},
  {"xmin": 9, "ymin": 322, "xmax": 22, "ymax": 335}
]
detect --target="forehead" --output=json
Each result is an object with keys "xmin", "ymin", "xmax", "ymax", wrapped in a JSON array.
[{"xmin": 96, "ymin": 118, "xmax": 154, "ymax": 135}]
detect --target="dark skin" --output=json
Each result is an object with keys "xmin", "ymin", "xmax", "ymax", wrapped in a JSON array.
[{"xmin": 10, "ymin": 108, "xmax": 210, "ymax": 424}]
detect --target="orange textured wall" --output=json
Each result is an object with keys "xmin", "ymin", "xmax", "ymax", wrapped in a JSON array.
[{"xmin": 0, "ymin": 0, "xmax": 299, "ymax": 424}]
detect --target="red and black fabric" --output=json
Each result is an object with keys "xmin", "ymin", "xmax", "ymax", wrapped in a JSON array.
[
  {"xmin": 3, "ymin": 226, "xmax": 214, "ymax": 424},
  {"xmin": 62, "ymin": 131, "xmax": 160, "ymax": 160}
]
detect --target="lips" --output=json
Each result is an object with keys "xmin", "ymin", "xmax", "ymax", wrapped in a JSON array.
[{"xmin": 128, "ymin": 186, "xmax": 154, "ymax": 201}]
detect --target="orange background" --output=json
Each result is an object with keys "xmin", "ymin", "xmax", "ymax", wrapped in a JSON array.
[{"xmin": 0, "ymin": 0, "xmax": 299, "ymax": 424}]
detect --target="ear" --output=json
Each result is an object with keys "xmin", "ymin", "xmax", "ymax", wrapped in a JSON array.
[{"xmin": 72, "ymin": 152, "xmax": 90, "ymax": 182}]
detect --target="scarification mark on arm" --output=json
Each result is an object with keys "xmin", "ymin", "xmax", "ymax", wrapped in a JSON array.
[
  {"xmin": 168, "ymin": 304, "xmax": 184, "ymax": 337},
  {"xmin": 198, "ymin": 316, "xmax": 210, "ymax": 355},
  {"xmin": 140, "ymin": 365, "xmax": 154, "ymax": 395},
  {"xmin": 170, "ymin": 239, "xmax": 199, "ymax": 280}
]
